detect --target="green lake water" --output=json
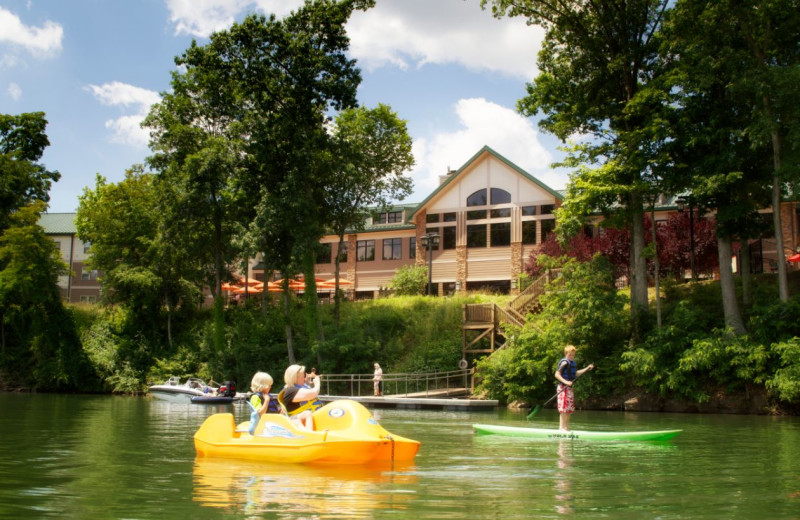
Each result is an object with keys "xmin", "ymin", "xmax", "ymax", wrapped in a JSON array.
[{"xmin": 1, "ymin": 393, "xmax": 798, "ymax": 519}]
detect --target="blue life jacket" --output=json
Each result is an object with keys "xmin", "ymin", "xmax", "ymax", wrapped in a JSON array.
[{"xmin": 558, "ymin": 358, "xmax": 577, "ymax": 382}]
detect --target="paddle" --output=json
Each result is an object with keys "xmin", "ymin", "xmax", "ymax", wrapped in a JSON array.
[{"xmin": 526, "ymin": 369, "xmax": 589, "ymax": 420}]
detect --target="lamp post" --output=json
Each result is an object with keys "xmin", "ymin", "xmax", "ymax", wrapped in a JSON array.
[
  {"xmin": 677, "ymin": 195, "xmax": 696, "ymax": 282},
  {"xmin": 420, "ymin": 232, "xmax": 440, "ymax": 296}
]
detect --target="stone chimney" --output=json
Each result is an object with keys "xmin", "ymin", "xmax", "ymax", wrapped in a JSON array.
[{"xmin": 438, "ymin": 167, "xmax": 457, "ymax": 185}]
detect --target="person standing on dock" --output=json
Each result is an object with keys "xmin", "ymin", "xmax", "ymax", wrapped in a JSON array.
[
  {"xmin": 554, "ymin": 345, "xmax": 594, "ymax": 431},
  {"xmin": 373, "ymin": 363, "xmax": 383, "ymax": 396}
]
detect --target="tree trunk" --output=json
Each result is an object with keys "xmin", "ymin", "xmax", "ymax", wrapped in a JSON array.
[
  {"xmin": 303, "ymin": 250, "xmax": 324, "ymax": 367},
  {"xmin": 717, "ymin": 235, "xmax": 746, "ymax": 335},
  {"xmin": 165, "ymin": 292, "xmax": 173, "ymax": 350},
  {"xmin": 651, "ymin": 206, "xmax": 661, "ymax": 331},
  {"xmin": 333, "ymin": 233, "xmax": 345, "ymax": 327},
  {"xmin": 770, "ymin": 127, "xmax": 789, "ymax": 301},
  {"xmin": 629, "ymin": 191, "xmax": 650, "ymax": 340},
  {"xmin": 740, "ymin": 239, "xmax": 752, "ymax": 306},
  {"xmin": 213, "ymin": 205, "xmax": 224, "ymax": 352},
  {"xmin": 282, "ymin": 279, "xmax": 295, "ymax": 364}
]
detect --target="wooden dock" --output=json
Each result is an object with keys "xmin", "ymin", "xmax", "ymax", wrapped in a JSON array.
[{"xmin": 319, "ymin": 394, "xmax": 498, "ymax": 411}]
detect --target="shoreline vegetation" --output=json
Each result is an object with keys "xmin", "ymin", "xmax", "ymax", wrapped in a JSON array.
[{"xmin": 3, "ymin": 262, "xmax": 799, "ymax": 416}]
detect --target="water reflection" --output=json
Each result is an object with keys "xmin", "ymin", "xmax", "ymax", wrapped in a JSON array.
[
  {"xmin": 193, "ymin": 457, "xmax": 418, "ymax": 518},
  {"xmin": 555, "ymin": 441, "xmax": 574, "ymax": 515}
]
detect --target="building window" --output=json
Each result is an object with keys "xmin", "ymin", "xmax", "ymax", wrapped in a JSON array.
[
  {"xmin": 540, "ymin": 204, "xmax": 555, "ymax": 215},
  {"xmin": 490, "ymin": 188, "xmax": 511, "ymax": 204},
  {"xmin": 357, "ymin": 240, "xmax": 375, "ymax": 261},
  {"xmin": 316, "ymin": 243, "xmax": 332, "ymax": 264},
  {"xmin": 53, "ymin": 240, "xmax": 61, "ymax": 251},
  {"xmin": 467, "ymin": 225, "xmax": 487, "ymax": 248},
  {"xmin": 83, "ymin": 241, "xmax": 91, "ymax": 254},
  {"xmin": 81, "ymin": 269, "xmax": 98, "ymax": 281},
  {"xmin": 522, "ymin": 221, "xmax": 538, "ymax": 244},
  {"xmin": 521, "ymin": 205, "xmax": 537, "ymax": 216},
  {"xmin": 467, "ymin": 209, "xmax": 486, "ymax": 220},
  {"xmin": 442, "ymin": 227, "xmax": 456, "ymax": 250},
  {"xmin": 337, "ymin": 242, "xmax": 348, "ymax": 263},
  {"xmin": 79, "ymin": 295, "xmax": 97, "ymax": 304},
  {"xmin": 466, "ymin": 189, "xmax": 487, "ymax": 207},
  {"xmin": 426, "ymin": 213, "xmax": 440, "ymax": 223},
  {"xmin": 409, "ymin": 237, "xmax": 416, "ymax": 259},
  {"xmin": 490, "ymin": 208, "xmax": 511, "ymax": 218},
  {"xmin": 383, "ymin": 238, "xmax": 402, "ymax": 260},
  {"xmin": 443, "ymin": 212, "xmax": 457, "ymax": 222},
  {"xmin": 541, "ymin": 219, "xmax": 556, "ymax": 240},
  {"xmin": 490, "ymin": 222, "xmax": 511, "ymax": 247}
]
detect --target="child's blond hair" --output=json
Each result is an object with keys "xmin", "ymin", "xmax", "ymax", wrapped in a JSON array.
[
  {"xmin": 250, "ymin": 371, "xmax": 273, "ymax": 393},
  {"xmin": 564, "ymin": 344, "xmax": 577, "ymax": 356}
]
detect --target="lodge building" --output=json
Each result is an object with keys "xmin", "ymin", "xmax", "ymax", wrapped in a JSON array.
[{"xmin": 40, "ymin": 145, "xmax": 800, "ymax": 303}]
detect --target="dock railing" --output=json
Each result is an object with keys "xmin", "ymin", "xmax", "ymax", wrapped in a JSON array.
[{"xmin": 316, "ymin": 369, "xmax": 474, "ymax": 398}]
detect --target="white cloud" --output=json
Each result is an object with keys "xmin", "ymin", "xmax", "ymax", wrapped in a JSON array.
[
  {"xmin": 85, "ymin": 82, "xmax": 161, "ymax": 147},
  {"xmin": 0, "ymin": 7, "xmax": 63, "ymax": 61},
  {"xmin": 163, "ymin": 0, "xmax": 542, "ymax": 79},
  {"xmin": 165, "ymin": 0, "xmax": 303, "ymax": 37},
  {"xmin": 409, "ymin": 98, "xmax": 561, "ymax": 197},
  {"xmin": 7, "ymin": 82, "xmax": 22, "ymax": 100},
  {"xmin": 347, "ymin": 0, "xmax": 543, "ymax": 79}
]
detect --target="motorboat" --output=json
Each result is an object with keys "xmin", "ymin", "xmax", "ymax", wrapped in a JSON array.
[
  {"xmin": 149, "ymin": 377, "xmax": 220, "ymax": 403},
  {"xmin": 194, "ymin": 399, "xmax": 420, "ymax": 464}
]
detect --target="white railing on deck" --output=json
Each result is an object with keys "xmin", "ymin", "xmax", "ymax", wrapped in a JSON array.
[{"xmin": 316, "ymin": 369, "xmax": 474, "ymax": 398}]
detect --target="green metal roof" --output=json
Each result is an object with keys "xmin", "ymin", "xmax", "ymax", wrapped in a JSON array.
[{"xmin": 38, "ymin": 213, "xmax": 78, "ymax": 234}]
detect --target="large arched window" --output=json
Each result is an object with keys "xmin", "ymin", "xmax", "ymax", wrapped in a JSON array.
[
  {"xmin": 467, "ymin": 188, "xmax": 511, "ymax": 206},
  {"xmin": 466, "ymin": 189, "xmax": 487, "ymax": 207},
  {"xmin": 490, "ymin": 188, "xmax": 511, "ymax": 204}
]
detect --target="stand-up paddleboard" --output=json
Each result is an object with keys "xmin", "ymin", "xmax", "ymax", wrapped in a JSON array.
[{"xmin": 473, "ymin": 424, "xmax": 682, "ymax": 441}]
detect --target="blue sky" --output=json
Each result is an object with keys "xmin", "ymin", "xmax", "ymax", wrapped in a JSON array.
[{"xmin": 1, "ymin": 0, "xmax": 569, "ymax": 213}]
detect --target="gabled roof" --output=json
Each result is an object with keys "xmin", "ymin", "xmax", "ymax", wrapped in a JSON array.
[
  {"xmin": 409, "ymin": 145, "xmax": 564, "ymax": 220},
  {"xmin": 38, "ymin": 213, "xmax": 78, "ymax": 234}
]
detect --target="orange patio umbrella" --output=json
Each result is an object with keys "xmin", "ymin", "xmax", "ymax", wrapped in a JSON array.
[
  {"xmin": 237, "ymin": 275, "xmax": 262, "ymax": 286},
  {"xmin": 270, "ymin": 278, "xmax": 305, "ymax": 291},
  {"xmin": 233, "ymin": 285, "xmax": 263, "ymax": 294},
  {"xmin": 221, "ymin": 282, "xmax": 240, "ymax": 292},
  {"xmin": 321, "ymin": 277, "xmax": 353, "ymax": 286}
]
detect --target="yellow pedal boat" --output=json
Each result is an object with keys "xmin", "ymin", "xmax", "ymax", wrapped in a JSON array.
[{"xmin": 194, "ymin": 399, "xmax": 420, "ymax": 464}]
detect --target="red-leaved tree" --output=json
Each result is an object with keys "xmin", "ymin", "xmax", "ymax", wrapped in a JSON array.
[{"xmin": 525, "ymin": 213, "xmax": 718, "ymax": 281}]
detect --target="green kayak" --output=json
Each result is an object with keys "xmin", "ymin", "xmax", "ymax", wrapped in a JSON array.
[{"xmin": 473, "ymin": 424, "xmax": 682, "ymax": 441}]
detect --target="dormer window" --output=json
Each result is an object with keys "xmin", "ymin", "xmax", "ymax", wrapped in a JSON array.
[{"xmin": 374, "ymin": 210, "xmax": 403, "ymax": 224}]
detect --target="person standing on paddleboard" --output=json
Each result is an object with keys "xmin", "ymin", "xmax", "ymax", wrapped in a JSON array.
[{"xmin": 555, "ymin": 345, "xmax": 594, "ymax": 431}]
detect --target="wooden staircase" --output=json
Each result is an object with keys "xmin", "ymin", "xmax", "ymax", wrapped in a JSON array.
[{"xmin": 462, "ymin": 269, "xmax": 561, "ymax": 357}]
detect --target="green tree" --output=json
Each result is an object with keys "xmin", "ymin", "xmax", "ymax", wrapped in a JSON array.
[
  {"xmin": 327, "ymin": 104, "xmax": 414, "ymax": 323},
  {"xmin": 172, "ymin": 1, "xmax": 374, "ymax": 362},
  {"xmin": 730, "ymin": 0, "xmax": 800, "ymax": 302},
  {"xmin": 0, "ymin": 203, "xmax": 91, "ymax": 389},
  {"xmin": 0, "ymin": 112, "xmax": 60, "ymax": 232},
  {"xmin": 76, "ymin": 168, "xmax": 202, "ymax": 368},
  {"xmin": 143, "ymin": 47, "xmax": 249, "ymax": 355},
  {"xmin": 662, "ymin": 0, "xmax": 789, "ymax": 333},
  {"xmin": 482, "ymin": 0, "xmax": 671, "ymax": 340},
  {"xmin": 389, "ymin": 265, "xmax": 427, "ymax": 296},
  {"xmin": 477, "ymin": 255, "xmax": 626, "ymax": 404}
]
